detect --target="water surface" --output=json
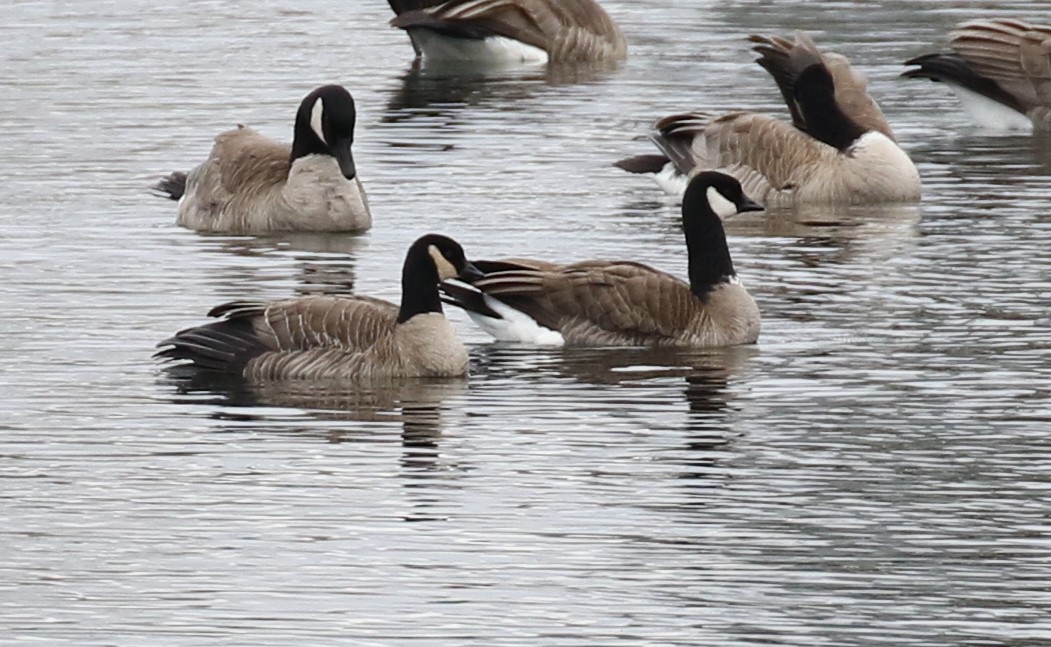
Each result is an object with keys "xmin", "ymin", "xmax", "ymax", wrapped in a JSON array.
[{"xmin": 2, "ymin": 1, "xmax": 1050, "ymax": 645}]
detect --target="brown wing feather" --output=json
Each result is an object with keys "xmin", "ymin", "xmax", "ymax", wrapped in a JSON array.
[
  {"xmin": 654, "ymin": 111, "xmax": 834, "ymax": 198},
  {"xmin": 213, "ymin": 127, "xmax": 291, "ymax": 196},
  {"xmin": 397, "ymin": 0, "xmax": 625, "ymax": 61},
  {"xmin": 476, "ymin": 261, "xmax": 700, "ymax": 344},
  {"xmin": 951, "ymin": 19, "xmax": 1051, "ymax": 111},
  {"xmin": 252, "ymin": 296, "xmax": 398, "ymax": 353}
]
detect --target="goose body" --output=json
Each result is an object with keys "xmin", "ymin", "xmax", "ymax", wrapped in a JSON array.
[
  {"xmin": 903, "ymin": 19, "xmax": 1051, "ymax": 131},
  {"xmin": 157, "ymin": 235, "xmax": 479, "ymax": 380},
  {"xmin": 153, "ymin": 85, "xmax": 371, "ymax": 234},
  {"xmin": 387, "ymin": 0, "xmax": 627, "ymax": 63},
  {"xmin": 616, "ymin": 33, "xmax": 921, "ymax": 205},
  {"xmin": 441, "ymin": 172, "xmax": 763, "ymax": 348}
]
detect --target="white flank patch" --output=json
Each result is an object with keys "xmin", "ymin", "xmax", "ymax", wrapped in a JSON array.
[
  {"xmin": 706, "ymin": 186, "xmax": 739, "ymax": 219},
  {"xmin": 949, "ymin": 85, "xmax": 1033, "ymax": 132},
  {"xmin": 310, "ymin": 98, "xmax": 327, "ymax": 144},
  {"xmin": 468, "ymin": 295, "xmax": 564, "ymax": 346},
  {"xmin": 412, "ymin": 30, "xmax": 548, "ymax": 64},
  {"xmin": 653, "ymin": 162, "xmax": 689, "ymax": 196}
]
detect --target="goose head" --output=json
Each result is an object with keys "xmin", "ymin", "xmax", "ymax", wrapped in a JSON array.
[
  {"xmin": 291, "ymin": 85, "xmax": 360, "ymax": 179},
  {"xmin": 400, "ymin": 234, "xmax": 483, "ymax": 323}
]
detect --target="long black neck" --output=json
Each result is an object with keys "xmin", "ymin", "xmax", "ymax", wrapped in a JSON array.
[
  {"xmin": 398, "ymin": 246, "xmax": 443, "ymax": 324},
  {"xmin": 683, "ymin": 187, "xmax": 735, "ymax": 302},
  {"xmin": 794, "ymin": 64, "xmax": 868, "ymax": 151}
]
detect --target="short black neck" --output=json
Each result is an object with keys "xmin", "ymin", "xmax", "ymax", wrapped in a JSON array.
[
  {"xmin": 683, "ymin": 188, "xmax": 735, "ymax": 301},
  {"xmin": 290, "ymin": 114, "xmax": 329, "ymax": 165},
  {"xmin": 794, "ymin": 64, "xmax": 868, "ymax": 151},
  {"xmin": 398, "ymin": 247, "xmax": 443, "ymax": 324}
]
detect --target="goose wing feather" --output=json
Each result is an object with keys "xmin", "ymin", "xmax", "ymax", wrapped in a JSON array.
[
  {"xmin": 653, "ymin": 111, "xmax": 835, "ymax": 198},
  {"xmin": 749, "ymin": 33, "xmax": 895, "ymax": 140},
  {"xmin": 950, "ymin": 19, "xmax": 1051, "ymax": 114},
  {"xmin": 476, "ymin": 261, "xmax": 699, "ymax": 343},
  {"xmin": 244, "ymin": 296, "xmax": 399, "ymax": 353},
  {"xmin": 391, "ymin": 0, "xmax": 625, "ymax": 61}
]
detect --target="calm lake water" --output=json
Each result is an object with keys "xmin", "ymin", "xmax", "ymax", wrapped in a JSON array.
[{"xmin": 3, "ymin": 1, "xmax": 1051, "ymax": 645}]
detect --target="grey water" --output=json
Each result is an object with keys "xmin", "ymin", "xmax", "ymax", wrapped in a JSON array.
[{"xmin": 3, "ymin": 0, "xmax": 1051, "ymax": 644}]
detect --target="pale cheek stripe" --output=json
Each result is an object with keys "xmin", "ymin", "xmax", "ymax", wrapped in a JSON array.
[
  {"xmin": 707, "ymin": 186, "xmax": 738, "ymax": 218},
  {"xmin": 310, "ymin": 99, "xmax": 326, "ymax": 145}
]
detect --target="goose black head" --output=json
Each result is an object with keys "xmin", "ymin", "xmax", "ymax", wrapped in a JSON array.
[
  {"xmin": 399, "ymin": 234, "xmax": 483, "ymax": 323},
  {"xmin": 291, "ymin": 84, "xmax": 359, "ymax": 179}
]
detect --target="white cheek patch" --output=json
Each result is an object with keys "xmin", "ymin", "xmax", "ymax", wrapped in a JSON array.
[
  {"xmin": 428, "ymin": 245, "xmax": 458, "ymax": 280},
  {"xmin": 310, "ymin": 99, "xmax": 327, "ymax": 145},
  {"xmin": 707, "ymin": 186, "xmax": 739, "ymax": 218}
]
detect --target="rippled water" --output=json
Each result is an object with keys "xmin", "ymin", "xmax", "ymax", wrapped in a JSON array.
[{"xmin": 3, "ymin": 1, "xmax": 1051, "ymax": 644}]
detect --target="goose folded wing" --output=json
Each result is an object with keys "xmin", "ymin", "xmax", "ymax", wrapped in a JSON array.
[
  {"xmin": 212, "ymin": 296, "xmax": 399, "ymax": 353},
  {"xmin": 477, "ymin": 261, "xmax": 698, "ymax": 339},
  {"xmin": 391, "ymin": 0, "xmax": 552, "ymax": 49},
  {"xmin": 213, "ymin": 127, "xmax": 291, "ymax": 196}
]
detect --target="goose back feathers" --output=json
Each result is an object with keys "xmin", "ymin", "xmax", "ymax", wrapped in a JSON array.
[
  {"xmin": 616, "ymin": 33, "xmax": 921, "ymax": 204},
  {"xmin": 387, "ymin": 0, "xmax": 627, "ymax": 63},
  {"xmin": 903, "ymin": 19, "xmax": 1051, "ymax": 131},
  {"xmin": 440, "ymin": 172, "xmax": 763, "ymax": 348},
  {"xmin": 153, "ymin": 85, "xmax": 371, "ymax": 234},
  {"xmin": 156, "ymin": 235, "xmax": 479, "ymax": 380}
]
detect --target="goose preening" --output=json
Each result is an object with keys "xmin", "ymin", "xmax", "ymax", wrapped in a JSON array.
[
  {"xmin": 386, "ymin": 0, "xmax": 627, "ymax": 64},
  {"xmin": 903, "ymin": 19, "xmax": 1051, "ymax": 131},
  {"xmin": 440, "ymin": 172, "xmax": 763, "ymax": 347},
  {"xmin": 156, "ymin": 235, "xmax": 480, "ymax": 380},
  {"xmin": 152, "ymin": 85, "xmax": 371, "ymax": 234},
  {"xmin": 615, "ymin": 33, "xmax": 921, "ymax": 205}
]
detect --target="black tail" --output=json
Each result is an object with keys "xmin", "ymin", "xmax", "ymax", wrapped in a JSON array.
[
  {"xmin": 151, "ymin": 171, "xmax": 187, "ymax": 201},
  {"xmin": 155, "ymin": 302, "xmax": 269, "ymax": 373},
  {"xmin": 439, "ymin": 280, "xmax": 503, "ymax": 319},
  {"xmin": 613, "ymin": 154, "xmax": 670, "ymax": 175}
]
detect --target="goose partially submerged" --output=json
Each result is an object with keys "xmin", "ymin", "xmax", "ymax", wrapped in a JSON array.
[
  {"xmin": 153, "ymin": 85, "xmax": 371, "ymax": 234},
  {"xmin": 903, "ymin": 19, "xmax": 1051, "ymax": 131},
  {"xmin": 440, "ymin": 172, "xmax": 763, "ymax": 347},
  {"xmin": 386, "ymin": 0, "xmax": 627, "ymax": 64},
  {"xmin": 156, "ymin": 235, "xmax": 480, "ymax": 380},
  {"xmin": 615, "ymin": 33, "xmax": 921, "ymax": 204}
]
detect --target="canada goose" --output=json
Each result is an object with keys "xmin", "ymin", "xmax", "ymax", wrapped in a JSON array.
[
  {"xmin": 386, "ymin": 0, "xmax": 627, "ymax": 64},
  {"xmin": 152, "ymin": 85, "xmax": 371, "ymax": 234},
  {"xmin": 440, "ymin": 172, "xmax": 763, "ymax": 347},
  {"xmin": 156, "ymin": 234, "xmax": 480, "ymax": 380},
  {"xmin": 615, "ymin": 33, "xmax": 921, "ymax": 204},
  {"xmin": 903, "ymin": 19, "xmax": 1051, "ymax": 131}
]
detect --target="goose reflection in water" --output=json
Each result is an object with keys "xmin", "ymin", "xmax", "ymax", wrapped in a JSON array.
[
  {"xmin": 170, "ymin": 232, "xmax": 368, "ymax": 298},
  {"xmin": 383, "ymin": 57, "xmax": 621, "ymax": 127},
  {"xmin": 159, "ymin": 369, "xmax": 467, "ymax": 468}
]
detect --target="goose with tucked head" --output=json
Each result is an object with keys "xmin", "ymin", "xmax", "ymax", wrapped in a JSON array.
[
  {"xmin": 903, "ymin": 19, "xmax": 1051, "ymax": 131},
  {"xmin": 156, "ymin": 235, "xmax": 481, "ymax": 380},
  {"xmin": 440, "ymin": 172, "xmax": 763, "ymax": 347},
  {"xmin": 615, "ymin": 33, "xmax": 921, "ymax": 205},
  {"xmin": 153, "ymin": 84, "xmax": 371, "ymax": 233},
  {"xmin": 387, "ymin": 0, "xmax": 626, "ymax": 64}
]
